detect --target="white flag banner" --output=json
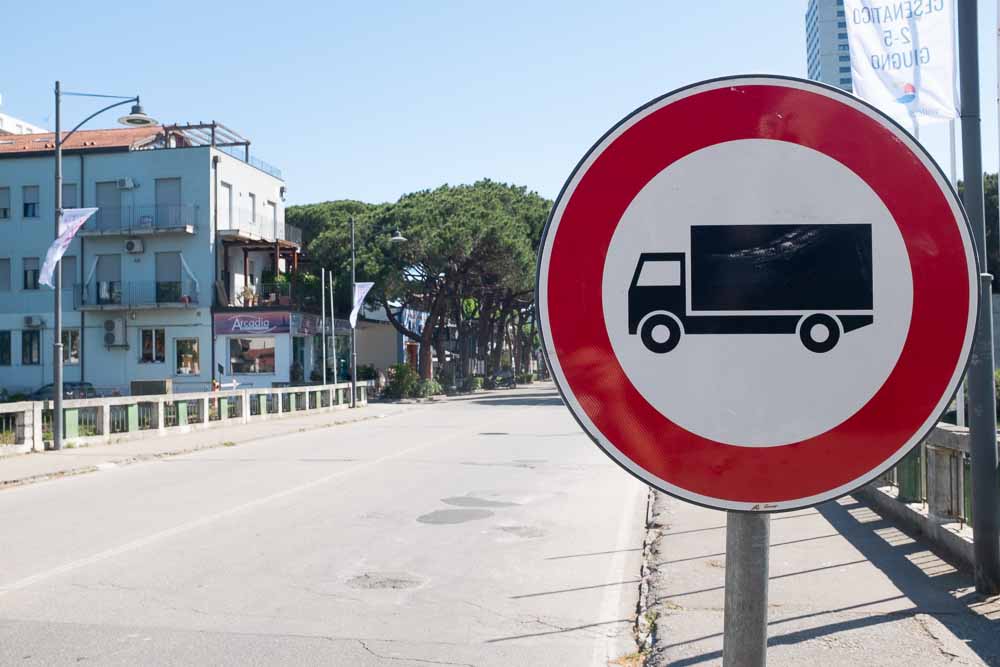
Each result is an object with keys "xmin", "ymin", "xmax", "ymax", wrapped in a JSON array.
[
  {"xmin": 350, "ymin": 281, "xmax": 375, "ymax": 328},
  {"xmin": 40, "ymin": 207, "xmax": 98, "ymax": 288},
  {"xmin": 844, "ymin": 0, "xmax": 958, "ymax": 133}
]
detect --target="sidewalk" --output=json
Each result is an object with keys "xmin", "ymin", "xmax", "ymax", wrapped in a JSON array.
[
  {"xmin": 0, "ymin": 401, "xmax": 417, "ymax": 490},
  {"xmin": 641, "ymin": 492, "xmax": 1000, "ymax": 666}
]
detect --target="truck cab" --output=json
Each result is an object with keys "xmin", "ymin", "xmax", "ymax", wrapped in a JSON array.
[{"xmin": 628, "ymin": 253, "xmax": 687, "ymax": 352}]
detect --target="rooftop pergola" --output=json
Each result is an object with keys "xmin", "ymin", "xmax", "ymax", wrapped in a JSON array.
[{"xmin": 161, "ymin": 121, "xmax": 251, "ymax": 161}]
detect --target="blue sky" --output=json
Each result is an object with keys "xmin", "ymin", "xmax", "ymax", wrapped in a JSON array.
[{"xmin": 2, "ymin": 1, "xmax": 996, "ymax": 205}]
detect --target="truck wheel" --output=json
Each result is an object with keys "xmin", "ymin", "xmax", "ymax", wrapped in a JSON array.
[
  {"xmin": 799, "ymin": 314, "xmax": 840, "ymax": 353},
  {"xmin": 640, "ymin": 313, "xmax": 682, "ymax": 353}
]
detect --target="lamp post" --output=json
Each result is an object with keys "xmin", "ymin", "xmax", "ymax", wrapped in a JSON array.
[
  {"xmin": 51, "ymin": 82, "xmax": 156, "ymax": 451},
  {"xmin": 348, "ymin": 218, "xmax": 406, "ymax": 408}
]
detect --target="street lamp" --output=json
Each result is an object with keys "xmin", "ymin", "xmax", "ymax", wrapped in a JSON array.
[{"xmin": 51, "ymin": 82, "xmax": 156, "ymax": 450}]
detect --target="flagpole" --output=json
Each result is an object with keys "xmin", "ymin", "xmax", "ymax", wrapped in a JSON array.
[
  {"xmin": 951, "ymin": 118, "xmax": 966, "ymax": 427},
  {"xmin": 53, "ymin": 81, "xmax": 64, "ymax": 451},
  {"xmin": 351, "ymin": 215, "xmax": 357, "ymax": 408},
  {"xmin": 329, "ymin": 271, "xmax": 337, "ymax": 385},
  {"xmin": 321, "ymin": 267, "xmax": 327, "ymax": 385}
]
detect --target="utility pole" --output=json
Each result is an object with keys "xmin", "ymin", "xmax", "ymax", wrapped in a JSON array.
[{"xmin": 957, "ymin": 0, "xmax": 1000, "ymax": 595}]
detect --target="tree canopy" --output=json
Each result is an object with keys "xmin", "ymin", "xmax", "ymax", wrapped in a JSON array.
[{"xmin": 296, "ymin": 180, "xmax": 551, "ymax": 378}]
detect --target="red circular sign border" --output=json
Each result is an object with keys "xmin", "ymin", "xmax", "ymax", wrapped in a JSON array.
[{"xmin": 538, "ymin": 75, "xmax": 978, "ymax": 511}]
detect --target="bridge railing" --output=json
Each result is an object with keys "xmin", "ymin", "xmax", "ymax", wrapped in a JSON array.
[
  {"xmin": 863, "ymin": 423, "xmax": 979, "ymax": 570},
  {"xmin": 0, "ymin": 381, "xmax": 372, "ymax": 455}
]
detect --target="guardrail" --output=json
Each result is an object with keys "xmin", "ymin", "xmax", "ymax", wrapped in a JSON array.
[
  {"xmin": 860, "ymin": 423, "xmax": 979, "ymax": 570},
  {"xmin": 0, "ymin": 381, "xmax": 372, "ymax": 455}
]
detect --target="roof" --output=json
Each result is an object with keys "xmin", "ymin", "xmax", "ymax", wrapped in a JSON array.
[{"xmin": 0, "ymin": 126, "xmax": 164, "ymax": 155}]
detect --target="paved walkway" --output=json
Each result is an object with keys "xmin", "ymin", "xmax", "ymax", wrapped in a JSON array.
[
  {"xmin": 644, "ymin": 492, "xmax": 1000, "ymax": 666},
  {"xmin": 0, "ymin": 400, "xmax": 418, "ymax": 490}
]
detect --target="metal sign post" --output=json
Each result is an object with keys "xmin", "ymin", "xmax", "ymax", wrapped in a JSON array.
[{"xmin": 722, "ymin": 512, "xmax": 770, "ymax": 666}]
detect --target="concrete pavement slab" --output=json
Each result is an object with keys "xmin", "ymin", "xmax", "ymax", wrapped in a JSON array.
[{"xmin": 643, "ymin": 492, "xmax": 1000, "ymax": 666}]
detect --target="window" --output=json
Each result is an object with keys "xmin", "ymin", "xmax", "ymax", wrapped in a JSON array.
[
  {"xmin": 95, "ymin": 181, "xmax": 120, "ymax": 231},
  {"xmin": 175, "ymin": 338, "xmax": 200, "ymax": 375},
  {"xmin": 95, "ymin": 254, "xmax": 122, "ymax": 304},
  {"xmin": 248, "ymin": 193, "xmax": 257, "ymax": 223},
  {"xmin": 62, "ymin": 183, "xmax": 78, "ymax": 208},
  {"xmin": 839, "ymin": 44, "xmax": 849, "ymax": 51},
  {"xmin": 839, "ymin": 66, "xmax": 851, "ymax": 73},
  {"xmin": 23, "ymin": 257, "xmax": 39, "ymax": 290},
  {"xmin": 838, "ymin": 9, "xmax": 845, "ymax": 16},
  {"xmin": 155, "ymin": 177, "xmax": 181, "ymax": 227},
  {"xmin": 62, "ymin": 329, "xmax": 80, "ymax": 365},
  {"xmin": 22, "ymin": 330, "xmax": 40, "ymax": 365},
  {"xmin": 839, "ymin": 55, "xmax": 850, "ymax": 62},
  {"xmin": 220, "ymin": 182, "xmax": 233, "ymax": 229},
  {"xmin": 22, "ymin": 186, "xmax": 39, "ymax": 218},
  {"xmin": 0, "ymin": 331, "xmax": 10, "ymax": 365},
  {"xmin": 840, "ymin": 77, "xmax": 853, "ymax": 85},
  {"xmin": 155, "ymin": 252, "xmax": 182, "ymax": 303},
  {"xmin": 0, "ymin": 258, "xmax": 9, "ymax": 292},
  {"xmin": 838, "ymin": 32, "xmax": 848, "ymax": 39},
  {"xmin": 837, "ymin": 21, "xmax": 846, "ymax": 28},
  {"xmin": 636, "ymin": 260, "xmax": 682, "ymax": 287},
  {"xmin": 140, "ymin": 328, "xmax": 165, "ymax": 363},
  {"xmin": 0, "ymin": 187, "xmax": 9, "ymax": 219},
  {"xmin": 230, "ymin": 337, "xmax": 276, "ymax": 374},
  {"xmin": 61, "ymin": 255, "xmax": 76, "ymax": 288}
]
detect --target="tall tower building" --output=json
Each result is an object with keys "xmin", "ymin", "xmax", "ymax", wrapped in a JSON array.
[{"xmin": 805, "ymin": 0, "xmax": 853, "ymax": 91}]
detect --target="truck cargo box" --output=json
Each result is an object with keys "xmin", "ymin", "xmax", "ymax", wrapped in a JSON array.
[{"xmin": 689, "ymin": 224, "xmax": 873, "ymax": 312}]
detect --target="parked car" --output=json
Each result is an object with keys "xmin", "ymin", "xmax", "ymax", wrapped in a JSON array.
[{"xmin": 28, "ymin": 382, "xmax": 98, "ymax": 401}]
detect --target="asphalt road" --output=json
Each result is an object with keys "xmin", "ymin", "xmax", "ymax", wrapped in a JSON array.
[{"xmin": 0, "ymin": 384, "xmax": 647, "ymax": 666}]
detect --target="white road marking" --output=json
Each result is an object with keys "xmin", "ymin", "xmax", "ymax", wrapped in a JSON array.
[
  {"xmin": 592, "ymin": 479, "xmax": 646, "ymax": 666},
  {"xmin": 0, "ymin": 427, "xmax": 487, "ymax": 596}
]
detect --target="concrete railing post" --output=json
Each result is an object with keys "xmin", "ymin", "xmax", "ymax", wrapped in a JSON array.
[
  {"xmin": 156, "ymin": 398, "xmax": 166, "ymax": 434},
  {"xmin": 31, "ymin": 402, "xmax": 44, "ymax": 452},
  {"xmin": 100, "ymin": 403, "xmax": 111, "ymax": 439},
  {"xmin": 926, "ymin": 444, "xmax": 962, "ymax": 522}
]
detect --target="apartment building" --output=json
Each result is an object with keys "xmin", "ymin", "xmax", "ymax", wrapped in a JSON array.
[
  {"xmin": 0, "ymin": 123, "xmax": 320, "ymax": 395},
  {"xmin": 805, "ymin": 0, "xmax": 853, "ymax": 92}
]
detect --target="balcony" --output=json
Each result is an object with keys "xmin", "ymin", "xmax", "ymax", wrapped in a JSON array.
[
  {"xmin": 226, "ymin": 282, "xmax": 293, "ymax": 309},
  {"xmin": 218, "ymin": 209, "xmax": 300, "ymax": 247},
  {"xmin": 79, "ymin": 205, "xmax": 198, "ymax": 237},
  {"xmin": 76, "ymin": 280, "xmax": 200, "ymax": 311}
]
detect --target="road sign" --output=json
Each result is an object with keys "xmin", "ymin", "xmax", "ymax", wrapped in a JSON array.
[{"xmin": 537, "ymin": 75, "xmax": 979, "ymax": 512}]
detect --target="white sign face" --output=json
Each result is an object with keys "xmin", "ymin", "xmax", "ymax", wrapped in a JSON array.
[
  {"xmin": 844, "ymin": 0, "xmax": 959, "ymax": 131},
  {"xmin": 602, "ymin": 139, "xmax": 913, "ymax": 447}
]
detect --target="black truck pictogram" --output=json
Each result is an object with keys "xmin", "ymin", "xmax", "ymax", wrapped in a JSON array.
[{"xmin": 628, "ymin": 224, "xmax": 874, "ymax": 354}]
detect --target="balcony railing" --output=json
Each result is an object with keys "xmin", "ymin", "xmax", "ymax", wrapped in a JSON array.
[
  {"xmin": 220, "ymin": 211, "xmax": 299, "ymax": 245},
  {"xmin": 76, "ymin": 280, "xmax": 199, "ymax": 309},
  {"xmin": 229, "ymin": 282, "xmax": 292, "ymax": 308},
  {"xmin": 81, "ymin": 205, "xmax": 198, "ymax": 235}
]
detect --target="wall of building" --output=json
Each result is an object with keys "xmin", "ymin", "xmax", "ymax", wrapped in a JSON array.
[
  {"xmin": 0, "ymin": 141, "xmax": 286, "ymax": 395},
  {"xmin": 356, "ymin": 320, "xmax": 402, "ymax": 372}
]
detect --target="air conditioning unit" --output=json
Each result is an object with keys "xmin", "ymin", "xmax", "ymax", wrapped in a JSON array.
[
  {"xmin": 125, "ymin": 238, "xmax": 144, "ymax": 254},
  {"xmin": 116, "ymin": 177, "xmax": 135, "ymax": 190},
  {"xmin": 103, "ymin": 318, "xmax": 126, "ymax": 347},
  {"xmin": 23, "ymin": 315, "xmax": 43, "ymax": 328}
]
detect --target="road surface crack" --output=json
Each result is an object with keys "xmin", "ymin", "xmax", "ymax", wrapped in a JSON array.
[{"xmin": 356, "ymin": 639, "xmax": 475, "ymax": 666}]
